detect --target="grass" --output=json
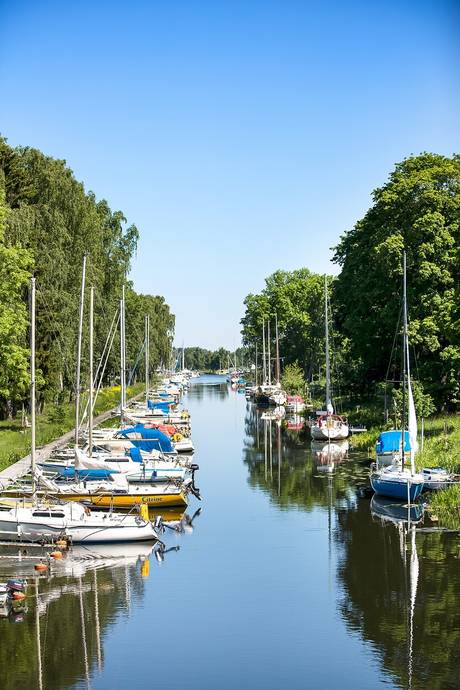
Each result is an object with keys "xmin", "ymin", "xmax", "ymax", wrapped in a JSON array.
[
  {"xmin": 428, "ymin": 485, "xmax": 460, "ymax": 530},
  {"xmin": 0, "ymin": 383, "xmax": 145, "ymax": 471}
]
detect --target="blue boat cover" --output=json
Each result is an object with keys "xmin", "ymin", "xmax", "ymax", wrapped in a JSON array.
[
  {"xmin": 376, "ymin": 430, "xmax": 411, "ymax": 454},
  {"xmin": 127, "ymin": 446, "xmax": 143, "ymax": 463},
  {"xmin": 147, "ymin": 400, "xmax": 172, "ymax": 412},
  {"xmin": 119, "ymin": 424, "xmax": 174, "ymax": 453}
]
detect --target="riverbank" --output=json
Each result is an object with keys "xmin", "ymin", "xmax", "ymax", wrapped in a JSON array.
[{"xmin": 0, "ymin": 383, "xmax": 144, "ymax": 471}]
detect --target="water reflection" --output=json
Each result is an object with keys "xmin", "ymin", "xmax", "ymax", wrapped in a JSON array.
[
  {"xmin": 243, "ymin": 401, "xmax": 460, "ymax": 690},
  {"xmin": 0, "ymin": 507, "xmax": 199, "ymax": 690},
  {"xmin": 242, "ymin": 404, "xmax": 364, "ymax": 513},
  {"xmin": 336, "ymin": 498, "xmax": 460, "ymax": 690}
]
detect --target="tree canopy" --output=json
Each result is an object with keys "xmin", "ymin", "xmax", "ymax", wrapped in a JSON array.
[
  {"xmin": 241, "ymin": 153, "xmax": 460, "ymax": 411},
  {"xmin": 0, "ymin": 136, "xmax": 174, "ymax": 416}
]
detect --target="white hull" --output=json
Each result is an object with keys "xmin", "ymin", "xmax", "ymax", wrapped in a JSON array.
[
  {"xmin": 0, "ymin": 503, "xmax": 157, "ymax": 543},
  {"xmin": 311, "ymin": 424, "xmax": 349, "ymax": 441},
  {"xmin": 174, "ymin": 439, "xmax": 195, "ymax": 453}
]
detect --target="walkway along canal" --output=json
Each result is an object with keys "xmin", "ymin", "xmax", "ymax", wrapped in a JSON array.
[{"xmin": 0, "ymin": 375, "xmax": 459, "ymax": 690}]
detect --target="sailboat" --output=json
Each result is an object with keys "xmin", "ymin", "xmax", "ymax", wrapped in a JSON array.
[
  {"xmin": 0, "ymin": 278, "xmax": 159, "ymax": 542},
  {"xmin": 311, "ymin": 276, "xmax": 348, "ymax": 441},
  {"xmin": 254, "ymin": 318, "xmax": 286, "ymax": 406},
  {"xmin": 370, "ymin": 253, "xmax": 425, "ymax": 501}
]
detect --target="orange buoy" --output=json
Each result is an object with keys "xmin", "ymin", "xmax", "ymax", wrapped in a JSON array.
[
  {"xmin": 34, "ymin": 563, "xmax": 48, "ymax": 572},
  {"xmin": 12, "ymin": 591, "xmax": 26, "ymax": 601},
  {"xmin": 50, "ymin": 550, "xmax": 63, "ymax": 559}
]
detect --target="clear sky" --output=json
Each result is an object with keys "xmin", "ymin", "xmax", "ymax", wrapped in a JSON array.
[{"xmin": 1, "ymin": 0, "xmax": 459, "ymax": 349}]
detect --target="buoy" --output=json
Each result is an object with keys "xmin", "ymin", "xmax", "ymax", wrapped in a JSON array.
[
  {"xmin": 12, "ymin": 591, "xmax": 26, "ymax": 601},
  {"xmin": 34, "ymin": 563, "xmax": 48, "ymax": 572},
  {"xmin": 50, "ymin": 550, "xmax": 63, "ymax": 559}
]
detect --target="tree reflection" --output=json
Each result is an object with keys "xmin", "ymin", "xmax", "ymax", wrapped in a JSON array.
[{"xmin": 335, "ymin": 499, "xmax": 460, "ymax": 690}]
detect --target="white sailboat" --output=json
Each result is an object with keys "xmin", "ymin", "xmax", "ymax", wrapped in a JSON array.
[
  {"xmin": 370, "ymin": 253, "xmax": 425, "ymax": 501},
  {"xmin": 311, "ymin": 276, "xmax": 348, "ymax": 441}
]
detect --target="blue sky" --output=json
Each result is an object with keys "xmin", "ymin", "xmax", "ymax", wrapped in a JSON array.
[{"xmin": 1, "ymin": 0, "xmax": 459, "ymax": 349}]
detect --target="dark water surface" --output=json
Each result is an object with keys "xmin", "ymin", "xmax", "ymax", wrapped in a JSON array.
[{"xmin": 1, "ymin": 375, "xmax": 459, "ymax": 689}]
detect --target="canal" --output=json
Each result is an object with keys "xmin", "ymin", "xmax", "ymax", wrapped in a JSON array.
[{"xmin": 0, "ymin": 375, "xmax": 459, "ymax": 689}]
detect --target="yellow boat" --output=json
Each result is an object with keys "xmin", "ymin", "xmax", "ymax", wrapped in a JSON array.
[
  {"xmin": 52, "ymin": 491, "xmax": 188, "ymax": 509},
  {"xmin": 1, "ymin": 488, "xmax": 188, "ymax": 510}
]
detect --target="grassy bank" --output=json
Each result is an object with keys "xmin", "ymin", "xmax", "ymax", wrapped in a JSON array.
[{"xmin": 0, "ymin": 383, "xmax": 144, "ymax": 471}]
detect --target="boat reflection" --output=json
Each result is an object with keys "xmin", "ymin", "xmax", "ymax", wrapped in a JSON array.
[
  {"xmin": 312, "ymin": 440, "xmax": 349, "ymax": 472},
  {"xmin": 370, "ymin": 495, "xmax": 425, "ymax": 526}
]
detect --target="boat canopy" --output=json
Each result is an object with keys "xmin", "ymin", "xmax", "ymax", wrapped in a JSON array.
[
  {"xmin": 118, "ymin": 424, "xmax": 174, "ymax": 453},
  {"xmin": 127, "ymin": 446, "xmax": 143, "ymax": 463},
  {"xmin": 147, "ymin": 400, "xmax": 172, "ymax": 412},
  {"xmin": 376, "ymin": 430, "xmax": 411, "ymax": 454}
]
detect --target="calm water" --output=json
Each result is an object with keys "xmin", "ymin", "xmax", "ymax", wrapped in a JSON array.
[{"xmin": 1, "ymin": 375, "xmax": 459, "ymax": 690}]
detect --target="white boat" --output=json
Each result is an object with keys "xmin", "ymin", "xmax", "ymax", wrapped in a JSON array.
[
  {"xmin": 285, "ymin": 395, "xmax": 305, "ymax": 413},
  {"xmin": 421, "ymin": 467, "xmax": 459, "ymax": 491},
  {"xmin": 310, "ymin": 277, "xmax": 349, "ymax": 442},
  {"xmin": 0, "ymin": 500, "xmax": 157, "ymax": 543},
  {"xmin": 311, "ymin": 412, "xmax": 349, "ymax": 441}
]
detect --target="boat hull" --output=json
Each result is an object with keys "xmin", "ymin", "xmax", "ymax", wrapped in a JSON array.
[
  {"xmin": 370, "ymin": 474, "xmax": 424, "ymax": 501},
  {"xmin": 311, "ymin": 425, "xmax": 349, "ymax": 441},
  {"xmin": 49, "ymin": 491, "xmax": 188, "ymax": 508},
  {"xmin": 0, "ymin": 510, "xmax": 156, "ymax": 543}
]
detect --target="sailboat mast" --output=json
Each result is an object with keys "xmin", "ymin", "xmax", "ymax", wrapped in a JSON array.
[
  {"xmin": 262, "ymin": 319, "xmax": 266, "ymax": 384},
  {"xmin": 88, "ymin": 286, "xmax": 94, "ymax": 457},
  {"xmin": 324, "ymin": 275, "xmax": 331, "ymax": 410},
  {"xmin": 75, "ymin": 255, "xmax": 87, "ymax": 448},
  {"xmin": 145, "ymin": 314, "xmax": 150, "ymax": 403},
  {"xmin": 275, "ymin": 313, "xmax": 280, "ymax": 384},
  {"xmin": 401, "ymin": 253, "xmax": 407, "ymax": 471},
  {"xmin": 120, "ymin": 286, "xmax": 126, "ymax": 427},
  {"xmin": 182, "ymin": 343, "xmax": 185, "ymax": 371},
  {"xmin": 267, "ymin": 320, "xmax": 272, "ymax": 385},
  {"xmin": 30, "ymin": 277, "xmax": 36, "ymax": 495},
  {"xmin": 255, "ymin": 341, "xmax": 258, "ymax": 387}
]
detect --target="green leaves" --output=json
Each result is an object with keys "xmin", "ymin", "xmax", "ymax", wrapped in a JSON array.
[
  {"xmin": 0, "ymin": 139, "xmax": 174, "ymax": 416},
  {"xmin": 333, "ymin": 152, "xmax": 460, "ymax": 407}
]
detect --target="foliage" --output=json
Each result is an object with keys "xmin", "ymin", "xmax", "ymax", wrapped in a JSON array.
[
  {"xmin": 241, "ymin": 269, "xmax": 331, "ymax": 381},
  {"xmin": 178, "ymin": 346, "xmax": 250, "ymax": 371},
  {"xmin": 333, "ymin": 152, "xmax": 460, "ymax": 408},
  {"xmin": 429, "ymin": 485, "xmax": 460, "ymax": 530},
  {"xmin": 0, "ymin": 171, "xmax": 33, "ymax": 409},
  {"xmin": 281, "ymin": 362, "xmax": 306, "ymax": 395},
  {"xmin": 0, "ymin": 136, "xmax": 174, "ymax": 417}
]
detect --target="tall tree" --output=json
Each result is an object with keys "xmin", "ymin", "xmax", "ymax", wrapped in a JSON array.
[{"xmin": 333, "ymin": 153, "xmax": 460, "ymax": 407}]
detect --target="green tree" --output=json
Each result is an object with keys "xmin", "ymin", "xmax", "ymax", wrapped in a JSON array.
[
  {"xmin": 0, "ymin": 173, "xmax": 33, "ymax": 413},
  {"xmin": 241, "ymin": 268, "xmax": 329, "ymax": 381},
  {"xmin": 333, "ymin": 153, "xmax": 460, "ymax": 408}
]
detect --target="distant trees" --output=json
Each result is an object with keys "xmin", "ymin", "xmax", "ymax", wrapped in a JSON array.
[
  {"xmin": 0, "ymin": 136, "xmax": 174, "ymax": 417},
  {"xmin": 241, "ymin": 268, "xmax": 329, "ymax": 381},
  {"xmin": 177, "ymin": 346, "xmax": 250, "ymax": 371}
]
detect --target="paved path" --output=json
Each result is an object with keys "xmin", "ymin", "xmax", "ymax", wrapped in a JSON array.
[{"xmin": 0, "ymin": 392, "xmax": 144, "ymax": 486}]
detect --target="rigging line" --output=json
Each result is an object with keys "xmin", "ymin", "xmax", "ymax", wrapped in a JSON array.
[
  {"xmin": 127, "ymin": 342, "xmax": 146, "ymax": 386},
  {"xmin": 81, "ymin": 310, "xmax": 120, "ymax": 427}
]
